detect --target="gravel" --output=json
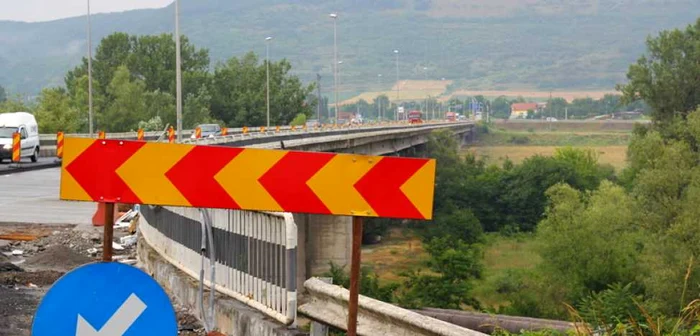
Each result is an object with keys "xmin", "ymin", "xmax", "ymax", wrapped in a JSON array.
[{"xmin": 0, "ymin": 223, "xmax": 206, "ymax": 335}]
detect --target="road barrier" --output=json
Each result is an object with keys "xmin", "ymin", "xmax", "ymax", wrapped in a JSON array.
[
  {"xmin": 12, "ymin": 132, "xmax": 20, "ymax": 162},
  {"xmin": 299, "ymin": 278, "xmax": 485, "ymax": 336},
  {"xmin": 137, "ymin": 129, "xmax": 145, "ymax": 141},
  {"xmin": 139, "ymin": 206, "xmax": 298, "ymax": 325},
  {"xmin": 56, "ymin": 132, "xmax": 64, "ymax": 159}
]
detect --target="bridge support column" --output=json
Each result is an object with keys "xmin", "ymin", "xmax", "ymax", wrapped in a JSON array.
[{"xmin": 294, "ymin": 214, "xmax": 353, "ymax": 288}]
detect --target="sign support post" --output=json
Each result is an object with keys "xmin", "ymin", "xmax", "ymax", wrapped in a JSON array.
[
  {"xmin": 102, "ymin": 202, "xmax": 114, "ymax": 261},
  {"xmin": 347, "ymin": 216, "xmax": 363, "ymax": 336}
]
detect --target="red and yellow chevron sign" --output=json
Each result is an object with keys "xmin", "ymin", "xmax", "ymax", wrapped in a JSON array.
[{"xmin": 60, "ymin": 138, "xmax": 436, "ymax": 219}]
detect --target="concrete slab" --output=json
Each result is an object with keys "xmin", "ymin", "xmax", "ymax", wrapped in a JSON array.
[{"xmin": 0, "ymin": 168, "xmax": 94, "ymax": 225}]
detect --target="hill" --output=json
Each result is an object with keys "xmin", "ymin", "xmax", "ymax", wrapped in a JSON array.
[{"xmin": 1, "ymin": 0, "xmax": 699, "ymax": 95}]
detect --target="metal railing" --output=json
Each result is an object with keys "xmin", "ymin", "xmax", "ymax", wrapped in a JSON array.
[{"xmin": 139, "ymin": 205, "xmax": 298, "ymax": 324}]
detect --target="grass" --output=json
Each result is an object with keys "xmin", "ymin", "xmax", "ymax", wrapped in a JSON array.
[
  {"xmin": 468, "ymin": 145, "xmax": 628, "ymax": 170},
  {"xmin": 474, "ymin": 131, "xmax": 631, "ymax": 146},
  {"xmin": 473, "ymin": 233, "xmax": 541, "ymax": 308},
  {"xmin": 362, "ymin": 229, "xmax": 541, "ymax": 308},
  {"xmin": 361, "ymin": 228, "xmax": 431, "ymax": 283}
]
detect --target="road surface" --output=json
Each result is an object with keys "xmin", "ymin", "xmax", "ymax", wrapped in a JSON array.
[
  {"xmin": 0, "ymin": 158, "xmax": 60, "ymax": 175},
  {"xmin": 0, "ymin": 168, "xmax": 94, "ymax": 225}
]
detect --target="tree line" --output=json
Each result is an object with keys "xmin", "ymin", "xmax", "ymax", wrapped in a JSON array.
[{"xmin": 1, "ymin": 33, "xmax": 315, "ymax": 133}]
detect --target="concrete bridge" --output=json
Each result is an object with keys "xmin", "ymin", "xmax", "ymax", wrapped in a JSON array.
[
  {"xmin": 131, "ymin": 121, "xmax": 477, "ymax": 335},
  {"xmin": 3, "ymin": 121, "xmax": 479, "ymax": 335}
]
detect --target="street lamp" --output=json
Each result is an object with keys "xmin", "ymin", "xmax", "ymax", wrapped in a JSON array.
[
  {"xmin": 86, "ymin": 0, "xmax": 93, "ymax": 136},
  {"xmin": 330, "ymin": 13, "xmax": 338, "ymax": 123},
  {"xmin": 377, "ymin": 74, "xmax": 382, "ymax": 120},
  {"xmin": 175, "ymin": 0, "xmax": 183, "ymax": 142},
  {"xmin": 266, "ymin": 36, "xmax": 273, "ymax": 128},
  {"xmin": 394, "ymin": 49, "xmax": 399, "ymax": 120}
]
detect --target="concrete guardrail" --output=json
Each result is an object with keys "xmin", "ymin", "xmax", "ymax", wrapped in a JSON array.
[{"xmin": 299, "ymin": 278, "xmax": 486, "ymax": 336}]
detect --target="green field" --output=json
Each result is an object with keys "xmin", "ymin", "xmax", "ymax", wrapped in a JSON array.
[{"xmin": 362, "ymin": 231, "xmax": 540, "ymax": 308}]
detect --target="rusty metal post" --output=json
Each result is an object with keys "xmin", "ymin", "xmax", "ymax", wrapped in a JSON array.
[
  {"xmin": 347, "ymin": 216, "xmax": 363, "ymax": 336},
  {"xmin": 102, "ymin": 202, "xmax": 115, "ymax": 262}
]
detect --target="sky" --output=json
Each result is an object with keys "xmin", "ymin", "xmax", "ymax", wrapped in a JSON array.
[{"xmin": 0, "ymin": 0, "xmax": 173, "ymax": 22}]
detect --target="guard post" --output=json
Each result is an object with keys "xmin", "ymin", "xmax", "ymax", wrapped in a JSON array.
[{"xmin": 11, "ymin": 131, "xmax": 20, "ymax": 163}]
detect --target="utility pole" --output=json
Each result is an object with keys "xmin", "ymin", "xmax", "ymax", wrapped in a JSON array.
[
  {"xmin": 266, "ymin": 36, "xmax": 273, "ymax": 128},
  {"xmin": 175, "ymin": 0, "xmax": 183, "ymax": 142},
  {"xmin": 330, "ymin": 13, "xmax": 338, "ymax": 123},
  {"xmin": 394, "ymin": 49, "xmax": 399, "ymax": 120},
  {"xmin": 87, "ymin": 0, "xmax": 93, "ymax": 136},
  {"xmin": 565, "ymin": 107, "xmax": 568, "ymax": 120},
  {"xmin": 317, "ymin": 74, "xmax": 322, "ymax": 122}
]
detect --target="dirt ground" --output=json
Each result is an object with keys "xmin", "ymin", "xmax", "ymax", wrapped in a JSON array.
[{"xmin": 0, "ymin": 223, "xmax": 206, "ymax": 336}]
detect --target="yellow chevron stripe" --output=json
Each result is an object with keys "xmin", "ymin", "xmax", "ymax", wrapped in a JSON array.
[
  {"xmin": 215, "ymin": 148, "xmax": 285, "ymax": 211},
  {"xmin": 59, "ymin": 138, "xmax": 94, "ymax": 201},
  {"xmin": 307, "ymin": 154, "xmax": 379, "ymax": 216},
  {"xmin": 116, "ymin": 142, "xmax": 193, "ymax": 206},
  {"xmin": 400, "ymin": 159, "xmax": 436, "ymax": 220}
]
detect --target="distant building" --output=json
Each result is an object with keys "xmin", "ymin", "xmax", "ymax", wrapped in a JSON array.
[{"xmin": 510, "ymin": 103, "xmax": 539, "ymax": 119}]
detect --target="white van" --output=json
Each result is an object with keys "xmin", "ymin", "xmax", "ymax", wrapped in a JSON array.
[{"xmin": 0, "ymin": 112, "xmax": 41, "ymax": 162}]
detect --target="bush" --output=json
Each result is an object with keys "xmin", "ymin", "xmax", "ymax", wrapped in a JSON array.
[{"xmin": 508, "ymin": 135, "xmax": 531, "ymax": 144}]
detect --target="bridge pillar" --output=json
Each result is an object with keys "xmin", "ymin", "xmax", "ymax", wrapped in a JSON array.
[{"xmin": 294, "ymin": 214, "xmax": 352, "ymax": 288}]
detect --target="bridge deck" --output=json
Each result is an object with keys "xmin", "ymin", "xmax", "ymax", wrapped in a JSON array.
[{"xmin": 0, "ymin": 168, "xmax": 94, "ymax": 225}]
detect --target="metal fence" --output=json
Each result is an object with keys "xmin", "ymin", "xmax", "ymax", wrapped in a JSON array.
[{"xmin": 139, "ymin": 205, "xmax": 297, "ymax": 325}]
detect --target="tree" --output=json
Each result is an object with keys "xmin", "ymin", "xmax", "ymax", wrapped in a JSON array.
[
  {"xmin": 536, "ymin": 182, "xmax": 641, "ymax": 305},
  {"xmin": 211, "ymin": 52, "xmax": 314, "ymax": 127},
  {"xmin": 618, "ymin": 18, "xmax": 700, "ymax": 124},
  {"xmin": 0, "ymin": 85, "xmax": 6, "ymax": 103},
  {"xmin": 101, "ymin": 65, "xmax": 146, "ymax": 131},
  {"xmin": 397, "ymin": 237, "xmax": 482, "ymax": 309},
  {"xmin": 491, "ymin": 96, "xmax": 511, "ymax": 119},
  {"xmin": 34, "ymin": 87, "xmax": 81, "ymax": 133},
  {"xmin": 0, "ymin": 95, "xmax": 30, "ymax": 113},
  {"xmin": 183, "ymin": 85, "xmax": 213, "ymax": 128}
]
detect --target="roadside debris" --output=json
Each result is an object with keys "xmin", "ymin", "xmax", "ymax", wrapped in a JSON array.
[
  {"xmin": 11, "ymin": 250, "xmax": 23, "ymax": 256},
  {"xmin": 0, "ymin": 234, "xmax": 38, "ymax": 242}
]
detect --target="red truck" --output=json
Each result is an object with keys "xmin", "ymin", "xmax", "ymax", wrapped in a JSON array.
[
  {"xmin": 445, "ymin": 112, "xmax": 457, "ymax": 122},
  {"xmin": 408, "ymin": 110, "xmax": 423, "ymax": 124}
]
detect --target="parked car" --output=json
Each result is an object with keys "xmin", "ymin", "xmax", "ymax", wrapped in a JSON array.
[{"xmin": 0, "ymin": 112, "xmax": 40, "ymax": 162}]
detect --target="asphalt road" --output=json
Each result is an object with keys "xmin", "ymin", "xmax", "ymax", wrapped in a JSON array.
[
  {"xmin": 0, "ymin": 158, "xmax": 60, "ymax": 175},
  {"xmin": 0, "ymin": 168, "xmax": 94, "ymax": 225}
]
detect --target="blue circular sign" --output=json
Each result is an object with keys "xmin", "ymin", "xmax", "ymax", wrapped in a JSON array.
[{"xmin": 32, "ymin": 262, "xmax": 177, "ymax": 335}]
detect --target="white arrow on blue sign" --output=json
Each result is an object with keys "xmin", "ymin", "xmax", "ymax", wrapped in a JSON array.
[{"xmin": 32, "ymin": 262, "xmax": 177, "ymax": 335}]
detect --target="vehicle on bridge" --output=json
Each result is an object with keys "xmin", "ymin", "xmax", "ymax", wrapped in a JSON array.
[
  {"xmin": 445, "ymin": 111, "xmax": 457, "ymax": 122},
  {"xmin": 0, "ymin": 112, "xmax": 40, "ymax": 162},
  {"xmin": 190, "ymin": 124, "xmax": 222, "ymax": 139},
  {"xmin": 306, "ymin": 119, "xmax": 321, "ymax": 128},
  {"xmin": 408, "ymin": 110, "xmax": 423, "ymax": 124}
]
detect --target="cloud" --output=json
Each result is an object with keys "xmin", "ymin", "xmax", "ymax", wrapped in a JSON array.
[{"xmin": 0, "ymin": 0, "xmax": 173, "ymax": 22}]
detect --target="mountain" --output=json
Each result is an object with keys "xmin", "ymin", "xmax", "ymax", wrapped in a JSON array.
[{"xmin": 1, "ymin": 0, "xmax": 699, "ymax": 96}]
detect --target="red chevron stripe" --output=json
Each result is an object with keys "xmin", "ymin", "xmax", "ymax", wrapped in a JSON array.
[
  {"xmin": 166, "ymin": 145, "xmax": 243, "ymax": 209},
  {"xmin": 65, "ymin": 139, "xmax": 145, "ymax": 203},
  {"xmin": 354, "ymin": 157, "xmax": 428, "ymax": 219},
  {"xmin": 259, "ymin": 151, "xmax": 334, "ymax": 214}
]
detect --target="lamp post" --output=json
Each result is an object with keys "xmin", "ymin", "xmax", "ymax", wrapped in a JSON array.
[
  {"xmin": 175, "ymin": 0, "xmax": 183, "ymax": 142},
  {"xmin": 378, "ymin": 74, "xmax": 382, "ymax": 120},
  {"xmin": 266, "ymin": 36, "xmax": 273, "ymax": 128},
  {"xmin": 87, "ymin": 0, "xmax": 93, "ymax": 136},
  {"xmin": 394, "ymin": 49, "xmax": 399, "ymax": 120},
  {"xmin": 330, "ymin": 13, "xmax": 338, "ymax": 123}
]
